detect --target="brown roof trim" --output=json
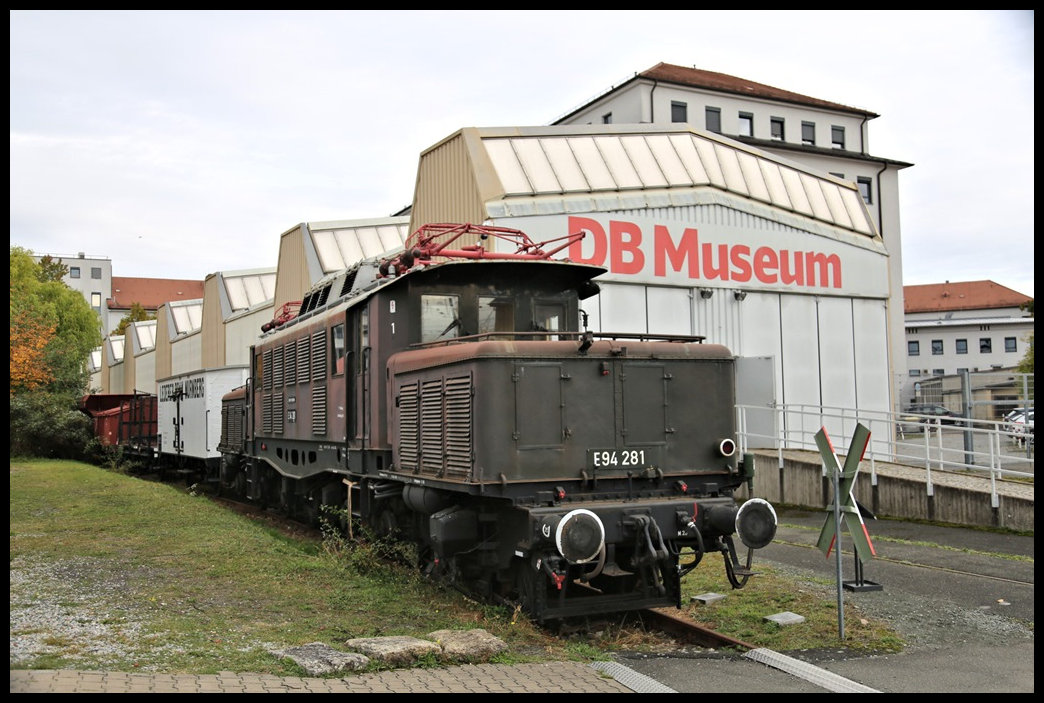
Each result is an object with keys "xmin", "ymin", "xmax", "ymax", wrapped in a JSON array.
[
  {"xmin": 639, "ymin": 63, "xmax": 878, "ymax": 118},
  {"xmin": 554, "ymin": 62, "xmax": 879, "ymax": 124}
]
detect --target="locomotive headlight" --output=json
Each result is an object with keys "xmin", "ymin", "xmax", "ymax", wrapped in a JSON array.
[
  {"xmin": 735, "ymin": 498, "xmax": 778, "ymax": 550},
  {"xmin": 718, "ymin": 438, "xmax": 737, "ymax": 457},
  {"xmin": 542, "ymin": 509, "xmax": 605, "ymax": 564}
]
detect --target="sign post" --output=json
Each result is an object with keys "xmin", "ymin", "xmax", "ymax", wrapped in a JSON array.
[{"xmin": 814, "ymin": 423, "xmax": 879, "ymax": 639}]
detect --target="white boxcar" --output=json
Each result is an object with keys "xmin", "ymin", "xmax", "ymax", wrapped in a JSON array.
[{"xmin": 157, "ymin": 366, "xmax": 248, "ymax": 468}]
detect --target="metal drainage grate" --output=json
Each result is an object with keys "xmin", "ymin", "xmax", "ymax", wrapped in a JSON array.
[
  {"xmin": 744, "ymin": 648, "xmax": 880, "ymax": 693},
  {"xmin": 589, "ymin": 661, "xmax": 677, "ymax": 693}
]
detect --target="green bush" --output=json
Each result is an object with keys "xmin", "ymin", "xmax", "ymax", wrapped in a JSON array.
[{"xmin": 9, "ymin": 392, "xmax": 93, "ymax": 459}]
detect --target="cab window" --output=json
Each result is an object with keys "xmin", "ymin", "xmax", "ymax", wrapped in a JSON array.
[
  {"xmin": 534, "ymin": 301, "xmax": 565, "ymax": 340},
  {"xmin": 421, "ymin": 294, "xmax": 461, "ymax": 342},
  {"xmin": 478, "ymin": 295, "xmax": 515, "ymax": 335},
  {"xmin": 331, "ymin": 323, "xmax": 346, "ymax": 375}
]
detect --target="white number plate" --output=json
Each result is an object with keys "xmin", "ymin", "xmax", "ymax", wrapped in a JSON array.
[{"xmin": 587, "ymin": 448, "xmax": 658, "ymax": 471}]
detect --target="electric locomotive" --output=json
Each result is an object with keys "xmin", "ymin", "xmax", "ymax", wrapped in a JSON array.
[{"xmin": 218, "ymin": 223, "xmax": 777, "ymax": 622}]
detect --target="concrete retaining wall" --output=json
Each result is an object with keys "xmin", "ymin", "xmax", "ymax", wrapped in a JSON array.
[{"xmin": 742, "ymin": 449, "xmax": 1034, "ymax": 533}]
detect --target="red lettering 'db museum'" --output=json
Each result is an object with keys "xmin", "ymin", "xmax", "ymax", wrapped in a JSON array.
[{"xmin": 566, "ymin": 215, "xmax": 841, "ymax": 289}]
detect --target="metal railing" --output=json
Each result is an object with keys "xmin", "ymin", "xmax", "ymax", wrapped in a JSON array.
[{"xmin": 736, "ymin": 403, "xmax": 1033, "ymax": 507}]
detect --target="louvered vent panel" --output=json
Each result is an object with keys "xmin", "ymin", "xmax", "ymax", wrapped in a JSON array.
[
  {"xmin": 443, "ymin": 375, "xmax": 473, "ymax": 480},
  {"xmin": 312, "ymin": 331, "xmax": 327, "ymax": 380},
  {"xmin": 339, "ymin": 269, "xmax": 358, "ymax": 298},
  {"xmin": 312, "ymin": 385, "xmax": 327, "ymax": 435},
  {"xmin": 262, "ymin": 349, "xmax": 273, "ymax": 391},
  {"xmin": 419, "ymin": 378, "xmax": 444, "ymax": 475},
  {"xmin": 397, "ymin": 382, "xmax": 419, "ymax": 471},
  {"xmin": 284, "ymin": 342, "xmax": 296, "ymax": 385},
  {"xmin": 230, "ymin": 405, "xmax": 243, "ymax": 446},
  {"xmin": 262, "ymin": 393, "xmax": 272, "ymax": 434},
  {"xmin": 297, "ymin": 337, "xmax": 310, "ymax": 383},
  {"xmin": 273, "ymin": 346, "xmax": 284, "ymax": 388},
  {"xmin": 272, "ymin": 393, "xmax": 284, "ymax": 434}
]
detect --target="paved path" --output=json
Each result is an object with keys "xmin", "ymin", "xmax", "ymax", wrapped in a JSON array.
[{"xmin": 9, "ymin": 661, "xmax": 640, "ymax": 694}]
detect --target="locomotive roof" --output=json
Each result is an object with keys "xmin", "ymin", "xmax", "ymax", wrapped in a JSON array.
[{"xmin": 266, "ymin": 256, "xmax": 606, "ymax": 336}]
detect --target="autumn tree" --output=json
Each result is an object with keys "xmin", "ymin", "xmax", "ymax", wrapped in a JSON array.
[
  {"xmin": 10, "ymin": 246, "xmax": 102, "ymax": 397},
  {"xmin": 10, "ymin": 246, "xmax": 101, "ymax": 457}
]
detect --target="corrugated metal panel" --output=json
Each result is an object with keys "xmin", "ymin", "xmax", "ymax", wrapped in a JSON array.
[
  {"xmin": 411, "ymin": 131, "xmax": 488, "ymax": 234},
  {"xmin": 479, "ymin": 127, "xmax": 875, "ymax": 238}
]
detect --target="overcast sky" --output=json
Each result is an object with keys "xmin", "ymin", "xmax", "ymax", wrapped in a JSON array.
[{"xmin": 10, "ymin": 10, "xmax": 1035, "ymax": 297}]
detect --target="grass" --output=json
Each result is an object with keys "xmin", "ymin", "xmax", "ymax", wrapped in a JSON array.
[{"xmin": 11, "ymin": 459, "xmax": 909, "ymax": 675}]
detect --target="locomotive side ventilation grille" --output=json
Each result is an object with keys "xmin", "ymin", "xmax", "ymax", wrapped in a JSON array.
[
  {"xmin": 262, "ymin": 393, "xmax": 273, "ymax": 434},
  {"xmin": 272, "ymin": 393, "xmax": 284, "ymax": 435},
  {"xmin": 442, "ymin": 376, "xmax": 473, "ymax": 479},
  {"xmin": 420, "ymin": 379, "xmax": 445, "ymax": 474},
  {"xmin": 221, "ymin": 404, "xmax": 244, "ymax": 449},
  {"xmin": 398, "ymin": 374, "xmax": 473, "ymax": 480},
  {"xmin": 398, "ymin": 382, "xmax": 420, "ymax": 470},
  {"xmin": 312, "ymin": 385, "xmax": 327, "ymax": 435},
  {"xmin": 284, "ymin": 341, "xmax": 297, "ymax": 385},
  {"xmin": 273, "ymin": 346, "xmax": 285, "ymax": 388},
  {"xmin": 339, "ymin": 268, "xmax": 358, "ymax": 298},
  {"xmin": 297, "ymin": 337, "xmax": 310, "ymax": 384},
  {"xmin": 311, "ymin": 331, "xmax": 327, "ymax": 381}
]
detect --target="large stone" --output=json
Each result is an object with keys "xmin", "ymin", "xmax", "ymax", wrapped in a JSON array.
[
  {"xmin": 345, "ymin": 635, "xmax": 442, "ymax": 666},
  {"xmin": 428, "ymin": 628, "xmax": 507, "ymax": 661},
  {"xmin": 270, "ymin": 642, "xmax": 370, "ymax": 676}
]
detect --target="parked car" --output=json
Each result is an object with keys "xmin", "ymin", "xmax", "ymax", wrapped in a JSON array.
[
  {"xmin": 896, "ymin": 404, "xmax": 964, "ymax": 436},
  {"xmin": 1005, "ymin": 408, "xmax": 1034, "ymax": 446}
]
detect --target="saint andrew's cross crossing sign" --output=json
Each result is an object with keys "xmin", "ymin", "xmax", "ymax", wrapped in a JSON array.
[{"xmin": 814, "ymin": 423, "xmax": 876, "ymax": 563}]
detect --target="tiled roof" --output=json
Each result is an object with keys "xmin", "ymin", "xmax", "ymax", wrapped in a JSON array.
[
  {"xmin": 638, "ymin": 63, "xmax": 878, "ymax": 118},
  {"xmin": 109, "ymin": 277, "xmax": 204, "ymax": 311},
  {"xmin": 904, "ymin": 280, "xmax": 1032, "ymax": 314}
]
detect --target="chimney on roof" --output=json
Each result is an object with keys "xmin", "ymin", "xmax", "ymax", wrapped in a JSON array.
[{"xmin": 78, "ymin": 252, "xmax": 85, "ymax": 258}]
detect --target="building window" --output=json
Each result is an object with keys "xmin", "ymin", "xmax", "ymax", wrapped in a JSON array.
[
  {"xmin": 90, "ymin": 292, "xmax": 101, "ymax": 312},
  {"xmin": 908, "ymin": 340, "xmax": 920, "ymax": 356},
  {"xmin": 70, "ymin": 266, "xmax": 81, "ymax": 279},
  {"xmin": 831, "ymin": 125, "xmax": 845, "ymax": 149},
  {"xmin": 829, "ymin": 172, "xmax": 845, "ymax": 179},
  {"xmin": 931, "ymin": 339, "xmax": 943, "ymax": 355},
  {"xmin": 601, "ymin": 112, "xmax": 612, "ymax": 124},
  {"xmin": 770, "ymin": 117, "xmax": 784, "ymax": 140},
  {"xmin": 955, "ymin": 338, "xmax": 968, "ymax": 354},
  {"xmin": 932, "ymin": 369, "xmax": 945, "ymax": 376},
  {"xmin": 801, "ymin": 121, "xmax": 815, "ymax": 145},
  {"xmin": 956, "ymin": 368, "xmax": 968, "ymax": 375},
  {"xmin": 706, "ymin": 107, "xmax": 721, "ymax": 133},
  {"xmin": 738, "ymin": 112, "xmax": 753, "ymax": 137},
  {"xmin": 91, "ymin": 267, "xmax": 102, "ymax": 279},
  {"xmin": 1005, "ymin": 337, "xmax": 1017, "ymax": 353},
  {"xmin": 857, "ymin": 177, "xmax": 873, "ymax": 204},
  {"xmin": 671, "ymin": 101, "xmax": 687, "ymax": 123},
  {"xmin": 980, "ymin": 338, "xmax": 992, "ymax": 353},
  {"xmin": 909, "ymin": 369, "xmax": 921, "ymax": 377}
]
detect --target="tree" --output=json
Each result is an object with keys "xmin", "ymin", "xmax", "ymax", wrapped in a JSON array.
[
  {"xmin": 112, "ymin": 301, "xmax": 156, "ymax": 337},
  {"xmin": 36, "ymin": 254, "xmax": 69, "ymax": 283},
  {"xmin": 10, "ymin": 246, "xmax": 102, "ymax": 397}
]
